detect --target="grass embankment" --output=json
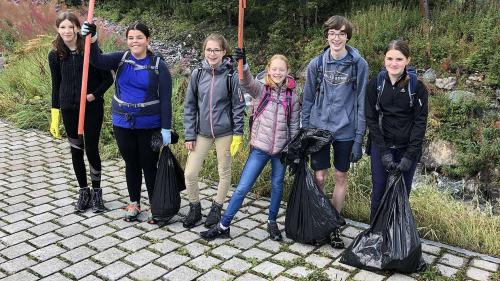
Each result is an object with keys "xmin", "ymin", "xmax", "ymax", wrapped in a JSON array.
[{"xmin": 0, "ymin": 1, "xmax": 498, "ymax": 256}]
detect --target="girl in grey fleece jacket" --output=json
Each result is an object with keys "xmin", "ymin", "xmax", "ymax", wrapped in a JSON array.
[
  {"xmin": 182, "ymin": 34, "xmax": 246, "ymax": 229},
  {"xmin": 200, "ymin": 52, "xmax": 300, "ymax": 242}
]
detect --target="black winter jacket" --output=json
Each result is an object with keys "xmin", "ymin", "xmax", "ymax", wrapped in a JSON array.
[
  {"xmin": 365, "ymin": 72, "xmax": 428, "ymax": 161},
  {"xmin": 48, "ymin": 48, "xmax": 113, "ymax": 110}
]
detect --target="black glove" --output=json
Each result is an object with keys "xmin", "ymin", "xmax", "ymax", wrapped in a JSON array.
[
  {"xmin": 397, "ymin": 157, "xmax": 413, "ymax": 172},
  {"xmin": 81, "ymin": 21, "xmax": 97, "ymax": 37},
  {"xmin": 381, "ymin": 153, "xmax": 396, "ymax": 170},
  {"xmin": 233, "ymin": 47, "xmax": 246, "ymax": 65}
]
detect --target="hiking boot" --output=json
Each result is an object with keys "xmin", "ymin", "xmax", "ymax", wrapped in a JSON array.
[
  {"xmin": 91, "ymin": 188, "xmax": 105, "ymax": 213},
  {"xmin": 267, "ymin": 220, "xmax": 283, "ymax": 241},
  {"xmin": 330, "ymin": 228, "xmax": 344, "ymax": 249},
  {"xmin": 183, "ymin": 202, "xmax": 202, "ymax": 228},
  {"xmin": 75, "ymin": 188, "xmax": 91, "ymax": 212},
  {"xmin": 124, "ymin": 202, "xmax": 141, "ymax": 222},
  {"xmin": 204, "ymin": 201, "xmax": 223, "ymax": 228},
  {"xmin": 200, "ymin": 224, "xmax": 230, "ymax": 241}
]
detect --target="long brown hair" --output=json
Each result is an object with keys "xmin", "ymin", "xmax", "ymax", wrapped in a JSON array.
[{"xmin": 52, "ymin": 12, "xmax": 84, "ymax": 59}]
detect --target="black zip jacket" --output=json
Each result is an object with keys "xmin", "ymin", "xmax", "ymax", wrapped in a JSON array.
[
  {"xmin": 365, "ymin": 72, "xmax": 428, "ymax": 161},
  {"xmin": 49, "ymin": 48, "xmax": 113, "ymax": 110}
]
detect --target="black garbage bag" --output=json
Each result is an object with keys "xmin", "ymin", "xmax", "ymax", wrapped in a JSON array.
[
  {"xmin": 151, "ymin": 146, "xmax": 186, "ymax": 226},
  {"xmin": 340, "ymin": 171, "xmax": 426, "ymax": 273},
  {"xmin": 282, "ymin": 128, "xmax": 343, "ymax": 244},
  {"xmin": 281, "ymin": 128, "xmax": 333, "ymax": 174}
]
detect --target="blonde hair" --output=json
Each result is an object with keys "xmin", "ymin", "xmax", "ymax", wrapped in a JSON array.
[{"xmin": 264, "ymin": 54, "xmax": 290, "ymax": 87}]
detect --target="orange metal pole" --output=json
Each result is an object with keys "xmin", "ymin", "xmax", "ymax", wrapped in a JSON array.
[
  {"xmin": 237, "ymin": 0, "xmax": 246, "ymax": 80},
  {"xmin": 78, "ymin": 0, "xmax": 96, "ymax": 136}
]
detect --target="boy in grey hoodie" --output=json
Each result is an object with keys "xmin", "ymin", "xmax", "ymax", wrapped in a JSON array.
[{"xmin": 301, "ymin": 15, "xmax": 369, "ymax": 248}]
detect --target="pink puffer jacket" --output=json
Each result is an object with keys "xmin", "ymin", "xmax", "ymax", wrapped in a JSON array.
[{"xmin": 240, "ymin": 65, "xmax": 300, "ymax": 155}]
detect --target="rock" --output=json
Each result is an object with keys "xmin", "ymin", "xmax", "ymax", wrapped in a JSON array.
[
  {"xmin": 448, "ymin": 90, "xmax": 475, "ymax": 103},
  {"xmin": 496, "ymin": 89, "xmax": 500, "ymax": 105},
  {"xmin": 0, "ymin": 53, "xmax": 4, "ymax": 72},
  {"xmin": 421, "ymin": 139, "xmax": 459, "ymax": 169},
  {"xmin": 422, "ymin": 69, "xmax": 437, "ymax": 83},
  {"xmin": 435, "ymin": 77, "xmax": 456, "ymax": 90},
  {"xmin": 484, "ymin": 185, "xmax": 500, "ymax": 203},
  {"xmin": 464, "ymin": 178, "xmax": 480, "ymax": 193}
]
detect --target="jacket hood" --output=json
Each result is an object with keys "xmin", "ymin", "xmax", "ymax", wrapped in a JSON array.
[
  {"xmin": 255, "ymin": 70, "xmax": 296, "ymax": 91},
  {"xmin": 201, "ymin": 56, "xmax": 235, "ymax": 75}
]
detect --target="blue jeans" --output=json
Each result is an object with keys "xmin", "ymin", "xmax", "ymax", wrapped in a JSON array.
[
  {"xmin": 220, "ymin": 148, "xmax": 285, "ymax": 227},
  {"xmin": 369, "ymin": 143, "xmax": 417, "ymax": 222}
]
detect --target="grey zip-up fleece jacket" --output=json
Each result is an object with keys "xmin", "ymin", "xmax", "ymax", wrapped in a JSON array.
[
  {"xmin": 184, "ymin": 58, "xmax": 245, "ymax": 141},
  {"xmin": 301, "ymin": 45, "xmax": 368, "ymax": 144},
  {"xmin": 240, "ymin": 65, "xmax": 300, "ymax": 155}
]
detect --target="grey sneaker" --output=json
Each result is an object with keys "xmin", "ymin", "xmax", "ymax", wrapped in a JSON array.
[{"xmin": 124, "ymin": 202, "xmax": 141, "ymax": 222}]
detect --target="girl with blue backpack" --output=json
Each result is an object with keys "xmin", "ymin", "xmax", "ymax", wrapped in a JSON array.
[
  {"xmin": 81, "ymin": 22, "xmax": 173, "ymax": 222},
  {"xmin": 365, "ymin": 40, "xmax": 429, "ymax": 222},
  {"xmin": 200, "ymin": 50, "xmax": 300, "ymax": 241}
]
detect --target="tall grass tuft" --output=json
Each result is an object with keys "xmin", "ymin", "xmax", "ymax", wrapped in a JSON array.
[{"xmin": 412, "ymin": 185, "xmax": 500, "ymax": 256}]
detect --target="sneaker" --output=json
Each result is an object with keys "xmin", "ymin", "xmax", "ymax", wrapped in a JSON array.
[
  {"xmin": 124, "ymin": 202, "xmax": 141, "ymax": 222},
  {"xmin": 204, "ymin": 201, "xmax": 222, "ymax": 228},
  {"xmin": 91, "ymin": 188, "xmax": 105, "ymax": 213},
  {"xmin": 75, "ymin": 188, "xmax": 91, "ymax": 212},
  {"xmin": 183, "ymin": 202, "xmax": 202, "ymax": 228},
  {"xmin": 267, "ymin": 221, "xmax": 283, "ymax": 241},
  {"xmin": 330, "ymin": 228, "xmax": 344, "ymax": 249},
  {"xmin": 200, "ymin": 224, "xmax": 230, "ymax": 240}
]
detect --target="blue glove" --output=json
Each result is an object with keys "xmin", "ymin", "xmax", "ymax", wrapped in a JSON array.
[
  {"xmin": 161, "ymin": 129, "xmax": 171, "ymax": 145},
  {"xmin": 350, "ymin": 141, "xmax": 362, "ymax": 163}
]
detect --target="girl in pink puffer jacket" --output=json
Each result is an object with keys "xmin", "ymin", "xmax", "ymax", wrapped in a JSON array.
[{"xmin": 200, "ymin": 50, "xmax": 300, "ymax": 241}]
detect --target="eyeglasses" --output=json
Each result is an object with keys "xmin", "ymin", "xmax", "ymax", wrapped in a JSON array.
[
  {"xmin": 205, "ymin": 49, "xmax": 222, "ymax": 54},
  {"xmin": 327, "ymin": 32, "xmax": 347, "ymax": 39}
]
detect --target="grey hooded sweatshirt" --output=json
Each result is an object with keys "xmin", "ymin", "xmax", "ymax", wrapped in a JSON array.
[
  {"xmin": 183, "ymin": 58, "xmax": 246, "ymax": 141},
  {"xmin": 301, "ymin": 45, "xmax": 368, "ymax": 144}
]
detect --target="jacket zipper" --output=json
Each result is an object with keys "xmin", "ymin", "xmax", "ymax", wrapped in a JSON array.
[
  {"xmin": 209, "ymin": 68, "xmax": 216, "ymax": 138},
  {"xmin": 269, "ymin": 87, "xmax": 281, "ymax": 154}
]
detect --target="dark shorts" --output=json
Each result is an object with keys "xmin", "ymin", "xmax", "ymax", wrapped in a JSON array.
[{"xmin": 310, "ymin": 140, "xmax": 354, "ymax": 172}]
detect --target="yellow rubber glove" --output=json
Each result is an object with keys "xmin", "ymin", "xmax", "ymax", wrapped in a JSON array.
[
  {"xmin": 50, "ymin": 108, "xmax": 61, "ymax": 139},
  {"xmin": 230, "ymin": 135, "xmax": 243, "ymax": 156}
]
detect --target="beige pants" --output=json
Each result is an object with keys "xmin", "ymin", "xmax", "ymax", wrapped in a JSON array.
[{"xmin": 184, "ymin": 135, "xmax": 232, "ymax": 204}]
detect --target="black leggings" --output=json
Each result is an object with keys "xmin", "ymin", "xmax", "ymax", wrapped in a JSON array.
[
  {"xmin": 61, "ymin": 101, "xmax": 103, "ymax": 189},
  {"xmin": 113, "ymin": 126, "xmax": 159, "ymax": 203}
]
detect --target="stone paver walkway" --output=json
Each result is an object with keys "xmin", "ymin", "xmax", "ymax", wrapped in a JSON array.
[{"xmin": 0, "ymin": 120, "xmax": 498, "ymax": 281}]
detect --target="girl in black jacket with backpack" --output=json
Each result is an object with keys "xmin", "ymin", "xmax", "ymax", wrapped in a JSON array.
[
  {"xmin": 48, "ymin": 12, "xmax": 113, "ymax": 213},
  {"xmin": 365, "ymin": 40, "xmax": 428, "ymax": 222}
]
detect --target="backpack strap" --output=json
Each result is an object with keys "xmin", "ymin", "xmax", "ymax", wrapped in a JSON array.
[
  {"xmin": 315, "ymin": 52, "xmax": 324, "ymax": 96},
  {"xmin": 375, "ymin": 70, "xmax": 387, "ymax": 133}
]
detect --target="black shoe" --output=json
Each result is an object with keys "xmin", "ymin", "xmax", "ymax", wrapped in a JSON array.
[
  {"xmin": 267, "ymin": 221, "xmax": 283, "ymax": 241},
  {"xmin": 330, "ymin": 228, "xmax": 344, "ymax": 249},
  {"xmin": 75, "ymin": 188, "xmax": 91, "ymax": 212},
  {"xmin": 204, "ymin": 201, "xmax": 223, "ymax": 228},
  {"xmin": 200, "ymin": 224, "xmax": 230, "ymax": 241},
  {"xmin": 91, "ymin": 188, "xmax": 105, "ymax": 213},
  {"xmin": 183, "ymin": 202, "xmax": 202, "ymax": 228}
]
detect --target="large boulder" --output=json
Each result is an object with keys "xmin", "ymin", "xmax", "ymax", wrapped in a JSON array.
[{"xmin": 420, "ymin": 139, "xmax": 459, "ymax": 169}]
